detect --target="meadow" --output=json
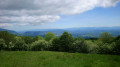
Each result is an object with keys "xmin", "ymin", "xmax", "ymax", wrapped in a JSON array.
[{"xmin": 0, "ymin": 51, "xmax": 120, "ymax": 67}]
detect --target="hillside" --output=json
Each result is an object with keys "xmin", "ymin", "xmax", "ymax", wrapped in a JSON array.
[
  {"xmin": 0, "ymin": 51, "xmax": 120, "ymax": 67},
  {"xmin": 0, "ymin": 28, "xmax": 18, "ymax": 35}
]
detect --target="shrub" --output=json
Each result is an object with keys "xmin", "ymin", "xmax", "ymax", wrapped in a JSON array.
[
  {"xmin": 50, "ymin": 37, "xmax": 60, "ymax": 51},
  {"xmin": 96, "ymin": 41, "xmax": 112, "ymax": 54},
  {"xmin": 59, "ymin": 32, "xmax": 74, "ymax": 52},
  {"xmin": 84, "ymin": 40, "xmax": 98, "ymax": 53},
  {"xmin": 99, "ymin": 32, "xmax": 114, "ymax": 43},
  {"xmin": 45, "ymin": 32, "xmax": 56, "ymax": 41},
  {"xmin": 0, "ymin": 39, "xmax": 6, "ymax": 50},
  {"xmin": 31, "ymin": 40, "xmax": 49, "ymax": 51},
  {"xmin": 112, "ymin": 39, "xmax": 120, "ymax": 54},
  {"xmin": 12, "ymin": 36, "xmax": 28, "ymax": 51}
]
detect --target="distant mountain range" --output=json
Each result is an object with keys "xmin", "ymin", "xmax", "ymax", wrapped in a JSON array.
[
  {"xmin": 0, "ymin": 27, "xmax": 120, "ymax": 38},
  {"xmin": 0, "ymin": 28, "xmax": 18, "ymax": 35}
]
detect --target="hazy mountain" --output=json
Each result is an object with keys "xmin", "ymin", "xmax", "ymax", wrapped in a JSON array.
[
  {"xmin": 21, "ymin": 27, "xmax": 120, "ymax": 38},
  {"xmin": 0, "ymin": 28, "xmax": 18, "ymax": 35},
  {"xmin": 0, "ymin": 27, "xmax": 120, "ymax": 38}
]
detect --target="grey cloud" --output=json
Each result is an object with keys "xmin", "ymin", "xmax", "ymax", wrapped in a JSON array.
[{"xmin": 0, "ymin": 0, "xmax": 120, "ymax": 28}]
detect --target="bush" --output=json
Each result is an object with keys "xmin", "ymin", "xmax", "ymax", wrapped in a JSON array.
[
  {"xmin": 112, "ymin": 39, "xmax": 120, "ymax": 54},
  {"xmin": 0, "ymin": 39, "xmax": 6, "ymax": 50},
  {"xmin": 71, "ymin": 40, "xmax": 84, "ymax": 52},
  {"xmin": 99, "ymin": 32, "xmax": 114, "ymax": 43},
  {"xmin": 12, "ymin": 36, "xmax": 28, "ymax": 51},
  {"xmin": 50, "ymin": 38, "xmax": 60, "ymax": 51},
  {"xmin": 72, "ymin": 40, "xmax": 97, "ymax": 53},
  {"xmin": 59, "ymin": 32, "xmax": 74, "ymax": 52},
  {"xmin": 96, "ymin": 41, "xmax": 112, "ymax": 54},
  {"xmin": 45, "ymin": 32, "xmax": 56, "ymax": 41},
  {"xmin": 84, "ymin": 40, "xmax": 98, "ymax": 53},
  {"xmin": 31, "ymin": 40, "xmax": 49, "ymax": 51}
]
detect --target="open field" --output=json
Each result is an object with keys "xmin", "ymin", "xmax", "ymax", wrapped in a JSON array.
[{"xmin": 0, "ymin": 51, "xmax": 120, "ymax": 67}]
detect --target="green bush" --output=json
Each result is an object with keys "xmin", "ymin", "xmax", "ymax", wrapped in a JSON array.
[
  {"xmin": 12, "ymin": 36, "xmax": 28, "ymax": 51},
  {"xmin": 112, "ymin": 39, "xmax": 120, "ymax": 54},
  {"xmin": 84, "ymin": 40, "xmax": 98, "ymax": 53},
  {"xmin": 0, "ymin": 39, "xmax": 6, "ymax": 50},
  {"xmin": 96, "ymin": 41, "xmax": 112, "ymax": 54},
  {"xmin": 59, "ymin": 32, "xmax": 74, "ymax": 52},
  {"xmin": 31, "ymin": 40, "xmax": 49, "ymax": 51},
  {"xmin": 99, "ymin": 32, "xmax": 114, "ymax": 43},
  {"xmin": 45, "ymin": 32, "xmax": 56, "ymax": 41},
  {"xmin": 50, "ymin": 37, "xmax": 60, "ymax": 51}
]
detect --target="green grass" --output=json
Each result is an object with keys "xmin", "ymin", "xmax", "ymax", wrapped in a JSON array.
[{"xmin": 0, "ymin": 51, "xmax": 120, "ymax": 67}]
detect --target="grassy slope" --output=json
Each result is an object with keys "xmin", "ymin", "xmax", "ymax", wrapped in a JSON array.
[{"xmin": 0, "ymin": 51, "xmax": 120, "ymax": 67}]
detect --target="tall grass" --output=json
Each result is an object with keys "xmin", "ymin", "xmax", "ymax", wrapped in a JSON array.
[{"xmin": 0, "ymin": 51, "xmax": 120, "ymax": 67}]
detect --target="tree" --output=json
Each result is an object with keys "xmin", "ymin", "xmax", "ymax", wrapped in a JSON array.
[
  {"xmin": 33, "ymin": 36, "xmax": 44, "ymax": 42},
  {"xmin": 112, "ymin": 39, "xmax": 120, "ymax": 54},
  {"xmin": 0, "ymin": 31, "xmax": 15, "ymax": 50},
  {"xmin": 99, "ymin": 32, "xmax": 114, "ymax": 43},
  {"xmin": 50, "ymin": 37, "xmax": 60, "ymax": 51},
  {"xmin": 71, "ymin": 40, "xmax": 85, "ymax": 52},
  {"xmin": 0, "ymin": 31, "xmax": 15, "ymax": 45},
  {"xmin": 31, "ymin": 40, "xmax": 49, "ymax": 51},
  {"xmin": 96, "ymin": 41, "xmax": 112, "ymax": 54},
  {"xmin": 115, "ymin": 35, "xmax": 120, "ymax": 41},
  {"xmin": 12, "ymin": 36, "xmax": 28, "ymax": 51},
  {"xmin": 59, "ymin": 31, "xmax": 74, "ymax": 52},
  {"xmin": 0, "ymin": 38, "xmax": 6, "ymax": 50},
  {"xmin": 22, "ymin": 36, "xmax": 33, "ymax": 44},
  {"xmin": 45, "ymin": 32, "xmax": 56, "ymax": 41}
]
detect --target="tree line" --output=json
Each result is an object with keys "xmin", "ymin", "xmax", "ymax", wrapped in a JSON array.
[{"xmin": 0, "ymin": 31, "xmax": 120, "ymax": 55}]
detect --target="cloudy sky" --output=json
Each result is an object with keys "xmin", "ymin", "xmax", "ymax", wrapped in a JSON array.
[{"xmin": 0, "ymin": 0, "xmax": 120, "ymax": 31}]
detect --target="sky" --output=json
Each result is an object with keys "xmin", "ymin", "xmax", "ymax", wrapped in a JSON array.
[{"xmin": 0, "ymin": 0, "xmax": 120, "ymax": 31}]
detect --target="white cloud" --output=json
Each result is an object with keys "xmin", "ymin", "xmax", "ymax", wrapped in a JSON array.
[{"xmin": 0, "ymin": 0, "xmax": 120, "ymax": 28}]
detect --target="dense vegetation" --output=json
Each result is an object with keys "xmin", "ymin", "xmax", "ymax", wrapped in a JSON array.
[
  {"xmin": 0, "ymin": 31, "xmax": 120, "ymax": 55},
  {"xmin": 0, "ymin": 51, "xmax": 120, "ymax": 67}
]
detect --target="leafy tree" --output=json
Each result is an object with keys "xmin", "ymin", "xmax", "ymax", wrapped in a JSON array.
[
  {"xmin": 50, "ymin": 37, "xmax": 60, "ymax": 51},
  {"xmin": 33, "ymin": 36, "xmax": 44, "ymax": 42},
  {"xmin": 0, "ymin": 38, "xmax": 6, "ymax": 50},
  {"xmin": 0, "ymin": 31, "xmax": 15, "ymax": 45},
  {"xmin": 99, "ymin": 32, "xmax": 114, "ymax": 43},
  {"xmin": 45, "ymin": 32, "xmax": 56, "ymax": 41},
  {"xmin": 115, "ymin": 35, "xmax": 120, "ymax": 41},
  {"xmin": 74, "ymin": 37, "xmax": 84, "ymax": 41},
  {"xmin": 96, "ymin": 42, "xmax": 112, "ymax": 54},
  {"xmin": 59, "ymin": 32, "xmax": 74, "ymax": 52},
  {"xmin": 12, "ymin": 36, "xmax": 28, "ymax": 51},
  {"xmin": 84, "ymin": 40, "xmax": 98, "ymax": 53},
  {"xmin": 31, "ymin": 40, "xmax": 49, "ymax": 51},
  {"xmin": 112, "ymin": 39, "xmax": 120, "ymax": 54},
  {"xmin": 22, "ymin": 36, "xmax": 33, "ymax": 44},
  {"xmin": 71, "ymin": 40, "xmax": 85, "ymax": 52}
]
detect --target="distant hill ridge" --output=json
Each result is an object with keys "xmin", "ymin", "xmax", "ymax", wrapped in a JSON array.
[{"xmin": 0, "ymin": 27, "xmax": 120, "ymax": 38}]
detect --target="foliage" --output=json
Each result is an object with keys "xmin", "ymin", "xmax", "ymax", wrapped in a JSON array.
[
  {"xmin": 31, "ymin": 40, "xmax": 49, "ymax": 51},
  {"xmin": 22, "ymin": 36, "xmax": 33, "ymax": 44},
  {"xmin": 59, "ymin": 32, "xmax": 74, "ymax": 52},
  {"xmin": 112, "ymin": 39, "xmax": 120, "ymax": 54},
  {"xmin": 33, "ymin": 36, "xmax": 44, "ymax": 42},
  {"xmin": 12, "ymin": 36, "xmax": 28, "ymax": 51},
  {"xmin": 0, "ymin": 39, "xmax": 6, "ymax": 50},
  {"xmin": 96, "ymin": 41, "xmax": 112, "ymax": 54},
  {"xmin": 0, "ymin": 31, "xmax": 15, "ymax": 45},
  {"xmin": 99, "ymin": 32, "xmax": 114, "ymax": 43},
  {"xmin": 50, "ymin": 37, "xmax": 60, "ymax": 51},
  {"xmin": 0, "ymin": 31, "xmax": 120, "ymax": 55},
  {"xmin": 45, "ymin": 32, "xmax": 56, "ymax": 41}
]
